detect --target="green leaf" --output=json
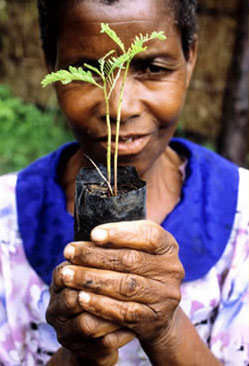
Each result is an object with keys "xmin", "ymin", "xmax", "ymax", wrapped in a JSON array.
[
  {"xmin": 98, "ymin": 50, "xmax": 115, "ymax": 74},
  {"xmin": 127, "ymin": 36, "xmax": 147, "ymax": 60},
  {"xmin": 127, "ymin": 31, "xmax": 166, "ymax": 61},
  {"xmin": 151, "ymin": 31, "xmax": 167, "ymax": 41},
  {"xmin": 41, "ymin": 66, "xmax": 102, "ymax": 88},
  {"xmin": 105, "ymin": 54, "xmax": 128, "ymax": 76},
  {"xmin": 100, "ymin": 23, "xmax": 125, "ymax": 52},
  {"xmin": 84, "ymin": 63, "xmax": 104, "ymax": 80},
  {"xmin": 41, "ymin": 70, "xmax": 74, "ymax": 87},
  {"xmin": 68, "ymin": 66, "xmax": 102, "ymax": 87}
]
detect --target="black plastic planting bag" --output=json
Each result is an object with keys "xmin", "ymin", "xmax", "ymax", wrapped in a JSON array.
[{"xmin": 74, "ymin": 166, "xmax": 146, "ymax": 241}]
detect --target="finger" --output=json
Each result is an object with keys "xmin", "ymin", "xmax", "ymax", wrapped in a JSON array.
[
  {"xmin": 100, "ymin": 328, "xmax": 135, "ymax": 349},
  {"xmin": 64, "ymin": 242, "xmax": 181, "ymax": 280},
  {"xmin": 77, "ymin": 330, "xmax": 135, "ymax": 365},
  {"xmin": 77, "ymin": 312, "xmax": 120, "ymax": 338},
  {"xmin": 54, "ymin": 312, "xmax": 120, "ymax": 350},
  {"xmin": 47, "ymin": 288, "xmax": 82, "ymax": 319},
  {"xmin": 51, "ymin": 261, "xmax": 71, "ymax": 292},
  {"xmin": 90, "ymin": 220, "xmax": 178, "ymax": 254},
  {"xmin": 60, "ymin": 265, "xmax": 167, "ymax": 303},
  {"xmin": 78, "ymin": 290, "xmax": 157, "ymax": 327}
]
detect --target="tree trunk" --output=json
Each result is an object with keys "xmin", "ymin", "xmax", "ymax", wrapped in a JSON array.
[{"xmin": 217, "ymin": 0, "xmax": 248, "ymax": 167}]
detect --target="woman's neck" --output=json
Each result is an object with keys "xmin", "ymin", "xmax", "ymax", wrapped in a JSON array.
[{"xmin": 142, "ymin": 146, "xmax": 184, "ymax": 224}]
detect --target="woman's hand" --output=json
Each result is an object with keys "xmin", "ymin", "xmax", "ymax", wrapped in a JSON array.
[
  {"xmin": 62, "ymin": 220, "xmax": 185, "ymax": 346},
  {"xmin": 60, "ymin": 220, "xmax": 222, "ymax": 366},
  {"xmin": 46, "ymin": 262, "xmax": 135, "ymax": 365}
]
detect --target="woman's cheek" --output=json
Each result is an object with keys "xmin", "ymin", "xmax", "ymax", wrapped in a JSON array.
[
  {"xmin": 145, "ymin": 77, "xmax": 187, "ymax": 125},
  {"xmin": 56, "ymin": 84, "xmax": 101, "ymax": 121},
  {"xmin": 149, "ymin": 94, "xmax": 186, "ymax": 127}
]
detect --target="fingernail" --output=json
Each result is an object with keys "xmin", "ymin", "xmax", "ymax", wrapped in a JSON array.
[
  {"xmin": 64, "ymin": 245, "xmax": 75, "ymax": 259},
  {"xmin": 79, "ymin": 291, "xmax": 90, "ymax": 303},
  {"xmin": 61, "ymin": 267, "xmax": 74, "ymax": 281},
  {"xmin": 91, "ymin": 228, "xmax": 107, "ymax": 241}
]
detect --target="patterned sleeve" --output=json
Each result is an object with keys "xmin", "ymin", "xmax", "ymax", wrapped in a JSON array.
[
  {"xmin": 0, "ymin": 174, "xmax": 19, "ymax": 364},
  {"xmin": 0, "ymin": 174, "xmax": 59, "ymax": 366},
  {"xmin": 209, "ymin": 168, "xmax": 249, "ymax": 365},
  {"xmin": 0, "ymin": 255, "xmax": 17, "ymax": 364}
]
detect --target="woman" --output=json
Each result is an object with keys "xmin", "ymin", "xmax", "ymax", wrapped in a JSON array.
[{"xmin": 0, "ymin": 0, "xmax": 248, "ymax": 365}]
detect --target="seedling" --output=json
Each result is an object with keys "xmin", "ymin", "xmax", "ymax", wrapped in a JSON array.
[{"xmin": 42, "ymin": 23, "xmax": 166, "ymax": 195}]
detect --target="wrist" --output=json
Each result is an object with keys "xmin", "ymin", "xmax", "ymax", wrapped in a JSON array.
[
  {"xmin": 140, "ymin": 307, "xmax": 222, "ymax": 366},
  {"xmin": 141, "ymin": 306, "xmax": 180, "ymax": 361}
]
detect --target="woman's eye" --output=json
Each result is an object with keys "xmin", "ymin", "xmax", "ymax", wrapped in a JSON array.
[
  {"xmin": 147, "ymin": 64, "xmax": 164, "ymax": 73},
  {"xmin": 146, "ymin": 64, "xmax": 167, "ymax": 75},
  {"xmin": 134, "ymin": 62, "xmax": 170, "ymax": 78}
]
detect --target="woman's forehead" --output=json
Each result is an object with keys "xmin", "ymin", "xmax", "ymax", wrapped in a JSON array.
[
  {"xmin": 63, "ymin": 0, "xmax": 172, "ymax": 30},
  {"xmin": 60, "ymin": 0, "xmax": 175, "ymax": 38},
  {"xmin": 74, "ymin": 0, "xmax": 154, "ymax": 22},
  {"xmin": 56, "ymin": 0, "xmax": 180, "ymax": 65}
]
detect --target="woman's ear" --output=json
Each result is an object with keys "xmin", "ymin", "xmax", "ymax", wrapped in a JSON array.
[{"xmin": 186, "ymin": 35, "xmax": 198, "ymax": 87}]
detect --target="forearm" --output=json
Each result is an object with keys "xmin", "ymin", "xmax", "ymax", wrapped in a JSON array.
[{"xmin": 141, "ymin": 307, "xmax": 223, "ymax": 366}]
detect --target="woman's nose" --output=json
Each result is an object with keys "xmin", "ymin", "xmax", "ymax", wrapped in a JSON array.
[{"xmin": 108, "ymin": 76, "xmax": 143, "ymax": 123}]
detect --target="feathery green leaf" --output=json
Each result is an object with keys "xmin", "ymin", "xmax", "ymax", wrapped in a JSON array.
[
  {"xmin": 105, "ymin": 54, "xmax": 128, "ymax": 76},
  {"xmin": 100, "ymin": 23, "xmax": 125, "ymax": 52},
  {"xmin": 127, "ymin": 31, "xmax": 166, "ymax": 60},
  {"xmin": 151, "ymin": 31, "xmax": 166, "ymax": 40},
  {"xmin": 84, "ymin": 63, "xmax": 104, "ymax": 80},
  {"xmin": 41, "ymin": 66, "xmax": 102, "ymax": 88}
]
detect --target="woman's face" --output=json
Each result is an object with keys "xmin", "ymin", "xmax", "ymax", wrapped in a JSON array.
[{"xmin": 54, "ymin": 0, "xmax": 197, "ymax": 177}]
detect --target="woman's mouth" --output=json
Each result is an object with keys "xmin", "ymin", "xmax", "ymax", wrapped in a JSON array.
[{"xmin": 98, "ymin": 134, "xmax": 151, "ymax": 155}]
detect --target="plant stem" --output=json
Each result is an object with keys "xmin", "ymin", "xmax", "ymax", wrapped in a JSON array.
[
  {"xmin": 114, "ymin": 61, "xmax": 130, "ymax": 195},
  {"xmin": 103, "ymin": 80, "xmax": 112, "ymax": 187}
]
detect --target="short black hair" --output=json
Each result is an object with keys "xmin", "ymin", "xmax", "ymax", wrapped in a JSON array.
[{"xmin": 37, "ymin": 0, "xmax": 197, "ymax": 67}]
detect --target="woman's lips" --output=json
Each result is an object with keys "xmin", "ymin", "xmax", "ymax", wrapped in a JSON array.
[{"xmin": 97, "ymin": 134, "xmax": 151, "ymax": 155}]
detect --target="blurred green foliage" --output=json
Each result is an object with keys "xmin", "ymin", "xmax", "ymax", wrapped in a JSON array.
[{"xmin": 0, "ymin": 84, "xmax": 73, "ymax": 174}]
